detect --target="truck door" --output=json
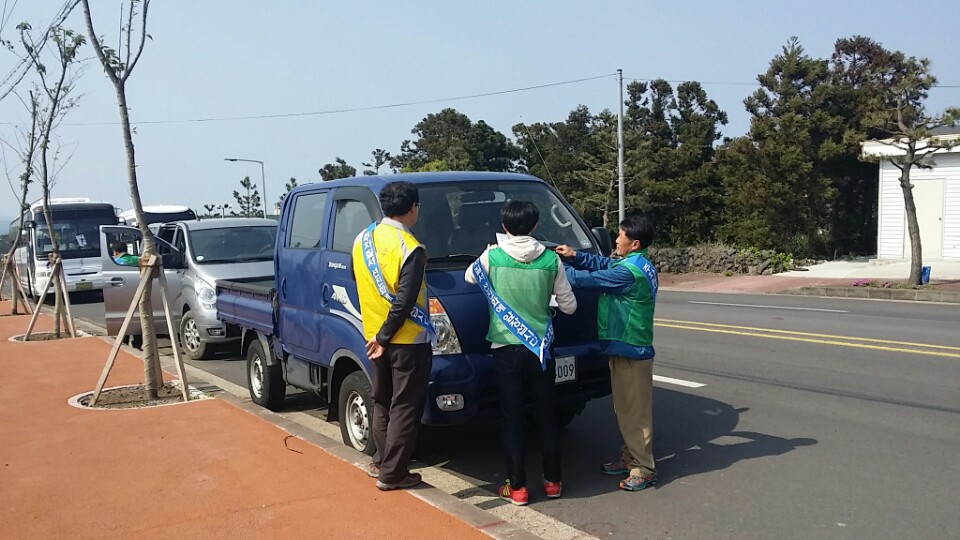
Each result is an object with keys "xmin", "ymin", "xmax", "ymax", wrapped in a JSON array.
[
  {"xmin": 276, "ymin": 189, "xmax": 330, "ymax": 359},
  {"xmin": 319, "ymin": 187, "xmax": 381, "ymax": 365},
  {"xmin": 100, "ymin": 225, "xmax": 184, "ymax": 336}
]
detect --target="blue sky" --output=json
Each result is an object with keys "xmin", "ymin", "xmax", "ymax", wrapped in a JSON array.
[{"xmin": 1, "ymin": 1, "xmax": 958, "ymax": 221}]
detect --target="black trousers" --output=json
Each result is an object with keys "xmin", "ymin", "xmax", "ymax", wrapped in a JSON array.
[
  {"xmin": 370, "ymin": 342, "xmax": 432, "ymax": 485},
  {"xmin": 494, "ymin": 345, "xmax": 561, "ymax": 488}
]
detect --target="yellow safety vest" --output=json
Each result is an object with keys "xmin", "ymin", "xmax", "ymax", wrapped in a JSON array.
[{"xmin": 351, "ymin": 222, "xmax": 429, "ymax": 344}]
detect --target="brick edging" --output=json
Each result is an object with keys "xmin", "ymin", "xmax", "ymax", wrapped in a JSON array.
[{"xmin": 784, "ymin": 287, "xmax": 960, "ymax": 303}]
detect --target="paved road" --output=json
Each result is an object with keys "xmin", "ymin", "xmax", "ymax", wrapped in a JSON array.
[{"xmin": 56, "ymin": 289, "xmax": 960, "ymax": 539}]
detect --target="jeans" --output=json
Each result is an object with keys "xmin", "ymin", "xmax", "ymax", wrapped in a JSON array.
[{"xmin": 494, "ymin": 345, "xmax": 561, "ymax": 488}]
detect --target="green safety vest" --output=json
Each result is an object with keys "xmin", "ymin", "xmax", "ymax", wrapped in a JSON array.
[
  {"xmin": 486, "ymin": 248, "xmax": 558, "ymax": 345},
  {"xmin": 597, "ymin": 250, "xmax": 656, "ymax": 347}
]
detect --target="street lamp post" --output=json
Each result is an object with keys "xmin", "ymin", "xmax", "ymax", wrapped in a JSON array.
[{"xmin": 224, "ymin": 157, "xmax": 267, "ymax": 217}]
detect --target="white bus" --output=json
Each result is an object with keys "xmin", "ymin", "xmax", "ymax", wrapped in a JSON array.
[
  {"xmin": 117, "ymin": 205, "xmax": 197, "ymax": 227},
  {"xmin": 9, "ymin": 198, "xmax": 118, "ymax": 296}
]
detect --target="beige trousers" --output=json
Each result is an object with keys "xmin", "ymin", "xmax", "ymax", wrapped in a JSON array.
[{"xmin": 609, "ymin": 355, "xmax": 655, "ymax": 476}]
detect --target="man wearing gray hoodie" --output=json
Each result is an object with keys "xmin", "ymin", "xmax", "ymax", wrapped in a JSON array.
[{"xmin": 465, "ymin": 200, "xmax": 577, "ymax": 506}]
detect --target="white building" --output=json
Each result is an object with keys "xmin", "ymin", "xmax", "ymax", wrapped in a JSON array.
[{"xmin": 862, "ymin": 127, "xmax": 960, "ymax": 262}]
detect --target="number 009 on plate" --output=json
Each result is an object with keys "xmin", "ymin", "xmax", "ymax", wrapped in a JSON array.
[{"xmin": 555, "ymin": 356, "xmax": 576, "ymax": 384}]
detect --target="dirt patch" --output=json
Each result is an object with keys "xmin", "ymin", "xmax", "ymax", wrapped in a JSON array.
[
  {"xmin": 851, "ymin": 279, "xmax": 960, "ymax": 291},
  {"xmin": 78, "ymin": 383, "xmax": 188, "ymax": 409},
  {"xmin": 10, "ymin": 331, "xmax": 76, "ymax": 341}
]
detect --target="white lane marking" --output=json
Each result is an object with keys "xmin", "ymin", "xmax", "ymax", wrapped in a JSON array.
[
  {"xmin": 654, "ymin": 375, "xmax": 706, "ymax": 388},
  {"xmin": 688, "ymin": 300, "xmax": 849, "ymax": 313}
]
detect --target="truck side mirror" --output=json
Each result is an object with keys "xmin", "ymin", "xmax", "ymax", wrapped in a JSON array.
[
  {"xmin": 591, "ymin": 227, "xmax": 612, "ymax": 256},
  {"xmin": 24, "ymin": 220, "xmax": 36, "ymax": 229},
  {"xmin": 161, "ymin": 251, "xmax": 184, "ymax": 270}
]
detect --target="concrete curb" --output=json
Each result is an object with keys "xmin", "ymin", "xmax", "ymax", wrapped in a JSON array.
[{"xmin": 783, "ymin": 286, "xmax": 960, "ymax": 303}]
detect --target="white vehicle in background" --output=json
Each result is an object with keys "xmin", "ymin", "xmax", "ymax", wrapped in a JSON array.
[
  {"xmin": 8, "ymin": 197, "xmax": 118, "ymax": 296},
  {"xmin": 117, "ymin": 205, "xmax": 197, "ymax": 228}
]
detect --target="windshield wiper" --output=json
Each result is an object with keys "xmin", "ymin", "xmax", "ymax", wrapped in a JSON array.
[
  {"xmin": 428, "ymin": 253, "xmax": 479, "ymax": 262},
  {"xmin": 196, "ymin": 258, "xmax": 240, "ymax": 264}
]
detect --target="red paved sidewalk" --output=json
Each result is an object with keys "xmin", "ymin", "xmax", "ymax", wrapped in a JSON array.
[
  {"xmin": 659, "ymin": 273, "xmax": 853, "ymax": 294},
  {"xmin": 0, "ymin": 302, "xmax": 490, "ymax": 540}
]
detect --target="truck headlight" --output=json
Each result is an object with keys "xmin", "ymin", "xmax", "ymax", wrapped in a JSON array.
[
  {"xmin": 429, "ymin": 297, "xmax": 461, "ymax": 354},
  {"xmin": 197, "ymin": 282, "xmax": 216, "ymax": 309}
]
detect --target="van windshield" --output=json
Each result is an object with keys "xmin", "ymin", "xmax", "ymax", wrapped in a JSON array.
[
  {"xmin": 411, "ymin": 181, "xmax": 594, "ymax": 266},
  {"xmin": 188, "ymin": 225, "xmax": 277, "ymax": 264}
]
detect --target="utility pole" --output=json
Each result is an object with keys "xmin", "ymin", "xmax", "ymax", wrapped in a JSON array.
[{"xmin": 617, "ymin": 68, "xmax": 625, "ymax": 224}]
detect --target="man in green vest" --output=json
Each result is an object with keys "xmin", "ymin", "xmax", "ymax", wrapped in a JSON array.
[
  {"xmin": 465, "ymin": 200, "xmax": 577, "ymax": 506},
  {"xmin": 556, "ymin": 215, "xmax": 659, "ymax": 492}
]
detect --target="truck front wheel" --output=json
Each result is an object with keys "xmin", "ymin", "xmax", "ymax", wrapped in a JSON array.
[
  {"xmin": 338, "ymin": 371, "xmax": 375, "ymax": 456},
  {"xmin": 247, "ymin": 339, "xmax": 285, "ymax": 410}
]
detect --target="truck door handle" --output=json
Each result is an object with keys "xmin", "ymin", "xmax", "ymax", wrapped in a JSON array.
[
  {"xmin": 108, "ymin": 277, "xmax": 124, "ymax": 288},
  {"xmin": 321, "ymin": 284, "xmax": 330, "ymax": 307},
  {"xmin": 281, "ymin": 278, "xmax": 287, "ymax": 297}
]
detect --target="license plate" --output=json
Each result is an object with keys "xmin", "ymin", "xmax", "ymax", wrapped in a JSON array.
[
  {"xmin": 555, "ymin": 356, "xmax": 576, "ymax": 384},
  {"xmin": 76, "ymin": 282, "xmax": 92, "ymax": 291}
]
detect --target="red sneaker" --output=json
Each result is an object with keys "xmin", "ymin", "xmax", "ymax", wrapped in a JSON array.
[
  {"xmin": 544, "ymin": 479, "xmax": 563, "ymax": 499},
  {"xmin": 499, "ymin": 481, "xmax": 529, "ymax": 506}
]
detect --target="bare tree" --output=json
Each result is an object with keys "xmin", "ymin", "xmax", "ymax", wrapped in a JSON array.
[
  {"xmin": 5, "ymin": 91, "xmax": 40, "ymax": 314},
  {"xmin": 80, "ymin": 0, "xmax": 162, "ymax": 399},
  {"xmin": 18, "ymin": 23, "xmax": 84, "ymax": 336},
  {"xmin": 862, "ymin": 60, "xmax": 960, "ymax": 285}
]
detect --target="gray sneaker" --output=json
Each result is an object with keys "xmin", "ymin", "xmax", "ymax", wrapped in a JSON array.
[
  {"xmin": 601, "ymin": 458, "xmax": 629, "ymax": 475},
  {"xmin": 365, "ymin": 462, "xmax": 380, "ymax": 479},
  {"xmin": 376, "ymin": 472, "xmax": 422, "ymax": 491}
]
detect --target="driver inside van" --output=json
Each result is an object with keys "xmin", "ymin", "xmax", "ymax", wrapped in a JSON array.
[{"xmin": 112, "ymin": 242, "xmax": 139, "ymax": 266}]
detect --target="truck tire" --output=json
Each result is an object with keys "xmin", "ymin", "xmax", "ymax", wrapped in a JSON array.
[
  {"xmin": 338, "ymin": 371, "xmax": 375, "ymax": 456},
  {"xmin": 247, "ymin": 339, "xmax": 285, "ymax": 411},
  {"xmin": 180, "ymin": 310, "xmax": 212, "ymax": 360}
]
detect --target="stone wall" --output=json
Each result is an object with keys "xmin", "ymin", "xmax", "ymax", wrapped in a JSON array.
[{"xmin": 647, "ymin": 245, "xmax": 795, "ymax": 275}]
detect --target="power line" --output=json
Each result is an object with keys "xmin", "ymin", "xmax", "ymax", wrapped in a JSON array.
[
  {"xmin": 52, "ymin": 73, "xmax": 616, "ymax": 126},
  {"xmin": 0, "ymin": 0, "xmax": 80, "ymax": 102},
  {"xmin": 626, "ymin": 76, "xmax": 959, "ymax": 89}
]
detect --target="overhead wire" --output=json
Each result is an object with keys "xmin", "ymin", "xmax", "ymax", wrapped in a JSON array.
[
  {"xmin": 52, "ymin": 73, "xmax": 617, "ymax": 126},
  {"xmin": 0, "ymin": 0, "xmax": 80, "ymax": 102}
]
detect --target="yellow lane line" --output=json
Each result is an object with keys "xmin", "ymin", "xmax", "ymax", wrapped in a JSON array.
[
  {"xmin": 655, "ymin": 323, "xmax": 960, "ymax": 359},
  {"xmin": 655, "ymin": 318, "xmax": 960, "ymax": 352}
]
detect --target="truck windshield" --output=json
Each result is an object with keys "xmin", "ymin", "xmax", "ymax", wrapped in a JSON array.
[
  {"xmin": 189, "ymin": 225, "xmax": 278, "ymax": 264},
  {"xmin": 412, "ymin": 181, "xmax": 594, "ymax": 265}
]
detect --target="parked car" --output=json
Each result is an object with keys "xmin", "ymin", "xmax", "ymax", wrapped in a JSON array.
[
  {"xmin": 216, "ymin": 171, "xmax": 614, "ymax": 455},
  {"xmin": 99, "ymin": 218, "xmax": 277, "ymax": 359}
]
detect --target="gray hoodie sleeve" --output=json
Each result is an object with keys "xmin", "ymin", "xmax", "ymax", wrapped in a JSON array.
[{"xmin": 553, "ymin": 257, "xmax": 578, "ymax": 315}]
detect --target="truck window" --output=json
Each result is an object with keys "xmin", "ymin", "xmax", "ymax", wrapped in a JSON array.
[
  {"xmin": 332, "ymin": 199, "xmax": 374, "ymax": 253},
  {"xmin": 288, "ymin": 192, "xmax": 328, "ymax": 249}
]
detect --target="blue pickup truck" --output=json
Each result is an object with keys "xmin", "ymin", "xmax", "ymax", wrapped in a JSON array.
[{"xmin": 216, "ymin": 171, "xmax": 614, "ymax": 454}]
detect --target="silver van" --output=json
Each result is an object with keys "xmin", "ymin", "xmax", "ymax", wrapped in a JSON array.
[{"xmin": 99, "ymin": 218, "xmax": 277, "ymax": 359}]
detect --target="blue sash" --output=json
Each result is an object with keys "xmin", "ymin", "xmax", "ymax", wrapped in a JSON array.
[
  {"xmin": 471, "ymin": 258, "xmax": 554, "ymax": 371},
  {"xmin": 361, "ymin": 223, "xmax": 436, "ymax": 342},
  {"xmin": 623, "ymin": 253, "xmax": 658, "ymax": 300}
]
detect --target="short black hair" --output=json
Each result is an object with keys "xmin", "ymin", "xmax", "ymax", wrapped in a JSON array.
[
  {"xmin": 500, "ymin": 200, "xmax": 539, "ymax": 236},
  {"xmin": 111, "ymin": 241, "xmax": 129, "ymax": 254},
  {"xmin": 620, "ymin": 215, "xmax": 654, "ymax": 248},
  {"xmin": 379, "ymin": 181, "xmax": 419, "ymax": 217}
]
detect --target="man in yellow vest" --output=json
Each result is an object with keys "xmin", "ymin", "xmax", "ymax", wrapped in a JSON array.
[{"xmin": 351, "ymin": 181, "xmax": 433, "ymax": 491}]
